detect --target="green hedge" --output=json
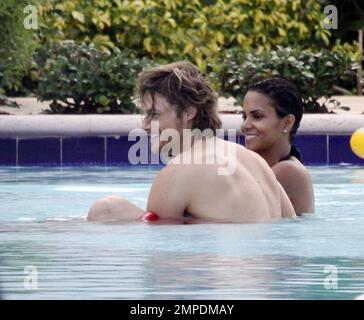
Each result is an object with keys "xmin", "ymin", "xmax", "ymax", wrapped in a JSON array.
[
  {"xmin": 35, "ymin": 41, "xmax": 356, "ymax": 114},
  {"xmin": 39, "ymin": 0, "xmax": 332, "ymax": 72},
  {"xmin": 36, "ymin": 41, "xmax": 150, "ymax": 114},
  {"xmin": 0, "ymin": 0, "xmax": 43, "ymax": 93},
  {"xmin": 1, "ymin": 0, "xmax": 358, "ymax": 111},
  {"xmin": 217, "ymin": 46, "xmax": 356, "ymax": 112}
]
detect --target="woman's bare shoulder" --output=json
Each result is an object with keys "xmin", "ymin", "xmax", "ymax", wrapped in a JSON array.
[{"xmin": 272, "ymin": 159, "xmax": 311, "ymax": 185}]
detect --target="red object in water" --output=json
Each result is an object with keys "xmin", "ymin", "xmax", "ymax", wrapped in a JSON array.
[{"xmin": 142, "ymin": 211, "xmax": 160, "ymax": 222}]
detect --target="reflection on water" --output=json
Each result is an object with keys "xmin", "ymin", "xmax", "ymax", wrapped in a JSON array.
[
  {"xmin": 350, "ymin": 169, "xmax": 364, "ymax": 184},
  {"xmin": 0, "ymin": 222, "xmax": 364, "ymax": 299},
  {"xmin": 1, "ymin": 166, "xmax": 364, "ymax": 299}
]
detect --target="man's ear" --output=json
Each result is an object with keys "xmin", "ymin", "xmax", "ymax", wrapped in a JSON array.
[
  {"xmin": 283, "ymin": 114, "xmax": 295, "ymax": 132},
  {"xmin": 185, "ymin": 106, "xmax": 198, "ymax": 121}
]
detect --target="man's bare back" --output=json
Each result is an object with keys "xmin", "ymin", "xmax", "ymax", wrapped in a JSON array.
[{"xmin": 146, "ymin": 137, "xmax": 295, "ymax": 223}]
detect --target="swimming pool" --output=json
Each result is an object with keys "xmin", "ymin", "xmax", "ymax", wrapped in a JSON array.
[{"xmin": 0, "ymin": 166, "xmax": 364, "ymax": 299}]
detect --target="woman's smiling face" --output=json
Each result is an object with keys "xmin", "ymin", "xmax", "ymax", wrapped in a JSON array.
[{"xmin": 241, "ymin": 90, "xmax": 287, "ymax": 153}]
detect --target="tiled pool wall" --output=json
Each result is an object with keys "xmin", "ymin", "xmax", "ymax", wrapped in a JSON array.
[
  {"xmin": 0, "ymin": 134, "xmax": 363, "ymax": 166},
  {"xmin": 0, "ymin": 115, "xmax": 364, "ymax": 166}
]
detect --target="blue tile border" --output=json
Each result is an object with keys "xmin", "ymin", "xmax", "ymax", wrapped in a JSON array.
[
  {"xmin": 329, "ymin": 135, "xmax": 364, "ymax": 165},
  {"xmin": 107, "ymin": 136, "xmax": 140, "ymax": 165},
  {"xmin": 295, "ymin": 135, "xmax": 328, "ymax": 165},
  {"xmin": 62, "ymin": 137, "xmax": 105, "ymax": 166},
  {"xmin": 0, "ymin": 139, "xmax": 16, "ymax": 165},
  {"xmin": 18, "ymin": 138, "xmax": 60, "ymax": 166},
  {"xmin": 0, "ymin": 134, "xmax": 364, "ymax": 166}
]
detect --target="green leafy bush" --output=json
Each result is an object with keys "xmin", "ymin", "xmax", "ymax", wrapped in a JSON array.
[
  {"xmin": 0, "ymin": 65, "xmax": 19, "ymax": 107},
  {"xmin": 39, "ymin": 0, "xmax": 332, "ymax": 72},
  {"xmin": 217, "ymin": 46, "xmax": 356, "ymax": 112},
  {"xmin": 0, "ymin": 65, "xmax": 5, "ymax": 95},
  {"xmin": 36, "ymin": 41, "xmax": 150, "ymax": 114},
  {"xmin": 0, "ymin": 0, "xmax": 42, "ymax": 93}
]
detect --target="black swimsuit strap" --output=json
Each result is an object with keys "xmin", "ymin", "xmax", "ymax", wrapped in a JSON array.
[
  {"xmin": 279, "ymin": 153, "xmax": 292, "ymax": 162},
  {"xmin": 279, "ymin": 146, "xmax": 303, "ymax": 163}
]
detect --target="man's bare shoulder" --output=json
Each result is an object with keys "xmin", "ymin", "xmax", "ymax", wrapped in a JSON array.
[
  {"xmin": 154, "ymin": 161, "xmax": 197, "ymax": 188},
  {"xmin": 155, "ymin": 163, "xmax": 183, "ymax": 183},
  {"xmin": 147, "ymin": 163, "xmax": 190, "ymax": 219},
  {"xmin": 235, "ymin": 144, "xmax": 274, "ymax": 174}
]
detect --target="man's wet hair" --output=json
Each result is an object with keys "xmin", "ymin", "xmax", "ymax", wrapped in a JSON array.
[
  {"xmin": 247, "ymin": 77, "xmax": 303, "ymax": 142},
  {"xmin": 138, "ymin": 61, "xmax": 222, "ymax": 133}
]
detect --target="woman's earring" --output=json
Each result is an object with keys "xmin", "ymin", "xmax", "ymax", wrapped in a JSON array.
[{"xmin": 283, "ymin": 129, "xmax": 288, "ymax": 133}]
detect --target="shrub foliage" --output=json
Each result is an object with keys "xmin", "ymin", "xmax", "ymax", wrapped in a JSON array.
[
  {"xmin": 36, "ymin": 41, "xmax": 150, "ymax": 113},
  {"xmin": 218, "ymin": 46, "xmax": 356, "ymax": 112},
  {"xmin": 39, "ymin": 0, "xmax": 332, "ymax": 71}
]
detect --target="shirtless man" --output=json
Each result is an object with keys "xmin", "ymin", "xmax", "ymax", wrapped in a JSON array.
[{"xmin": 87, "ymin": 61, "xmax": 295, "ymax": 223}]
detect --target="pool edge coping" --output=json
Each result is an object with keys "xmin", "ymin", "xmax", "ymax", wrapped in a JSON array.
[{"xmin": 0, "ymin": 114, "xmax": 363, "ymax": 138}]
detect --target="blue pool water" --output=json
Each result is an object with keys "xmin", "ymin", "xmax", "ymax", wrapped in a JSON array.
[{"xmin": 0, "ymin": 166, "xmax": 364, "ymax": 299}]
